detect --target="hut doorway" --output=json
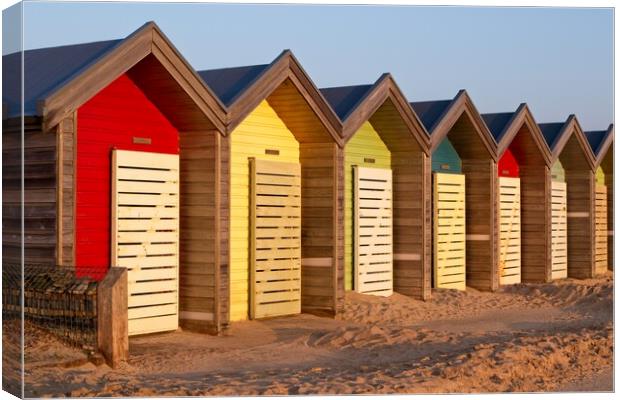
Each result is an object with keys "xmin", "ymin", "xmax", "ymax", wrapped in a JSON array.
[
  {"xmin": 594, "ymin": 167, "xmax": 608, "ymax": 275},
  {"xmin": 497, "ymin": 149, "xmax": 521, "ymax": 285},
  {"xmin": 111, "ymin": 149, "xmax": 180, "ymax": 336},
  {"xmin": 432, "ymin": 138, "xmax": 466, "ymax": 290},
  {"xmin": 352, "ymin": 166, "xmax": 393, "ymax": 296},
  {"xmin": 551, "ymin": 160, "xmax": 568, "ymax": 280},
  {"xmin": 249, "ymin": 158, "xmax": 302, "ymax": 319}
]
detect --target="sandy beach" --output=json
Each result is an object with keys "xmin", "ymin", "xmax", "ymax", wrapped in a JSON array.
[{"xmin": 4, "ymin": 273, "xmax": 613, "ymax": 396}]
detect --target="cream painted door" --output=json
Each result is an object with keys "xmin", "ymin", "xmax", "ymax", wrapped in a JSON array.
[
  {"xmin": 111, "ymin": 149, "xmax": 180, "ymax": 336},
  {"xmin": 353, "ymin": 166, "xmax": 393, "ymax": 296},
  {"xmin": 551, "ymin": 181, "xmax": 568, "ymax": 280},
  {"xmin": 594, "ymin": 185, "xmax": 608, "ymax": 275},
  {"xmin": 433, "ymin": 172, "xmax": 466, "ymax": 290},
  {"xmin": 250, "ymin": 158, "xmax": 302, "ymax": 319},
  {"xmin": 498, "ymin": 177, "xmax": 521, "ymax": 285}
]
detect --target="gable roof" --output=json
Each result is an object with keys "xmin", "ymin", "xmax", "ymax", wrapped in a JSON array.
[
  {"xmin": 409, "ymin": 100, "xmax": 452, "ymax": 133},
  {"xmin": 481, "ymin": 104, "xmax": 552, "ymax": 166},
  {"xmin": 481, "ymin": 112, "xmax": 516, "ymax": 143},
  {"xmin": 319, "ymin": 74, "xmax": 430, "ymax": 153},
  {"xmin": 585, "ymin": 124, "xmax": 614, "ymax": 166},
  {"xmin": 198, "ymin": 50, "xmax": 342, "ymax": 144},
  {"xmin": 198, "ymin": 64, "xmax": 270, "ymax": 107},
  {"xmin": 3, "ymin": 39, "xmax": 122, "ymax": 118},
  {"xmin": 410, "ymin": 90, "xmax": 497, "ymax": 159},
  {"xmin": 540, "ymin": 115, "xmax": 597, "ymax": 170},
  {"xmin": 319, "ymin": 84, "xmax": 375, "ymax": 121},
  {"xmin": 3, "ymin": 21, "xmax": 227, "ymax": 132},
  {"xmin": 538, "ymin": 122, "xmax": 566, "ymax": 151}
]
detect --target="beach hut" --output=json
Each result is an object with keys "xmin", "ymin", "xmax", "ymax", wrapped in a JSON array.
[
  {"xmin": 198, "ymin": 51, "xmax": 344, "ymax": 321},
  {"xmin": 482, "ymin": 105, "xmax": 553, "ymax": 285},
  {"xmin": 539, "ymin": 116, "xmax": 599, "ymax": 279},
  {"xmin": 2, "ymin": 22, "xmax": 229, "ymax": 335},
  {"xmin": 411, "ymin": 90, "xmax": 499, "ymax": 291},
  {"xmin": 585, "ymin": 125, "xmax": 614, "ymax": 272},
  {"xmin": 319, "ymin": 74, "xmax": 432, "ymax": 299}
]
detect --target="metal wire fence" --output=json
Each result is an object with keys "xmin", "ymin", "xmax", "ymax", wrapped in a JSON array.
[{"xmin": 2, "ymin": 263, "xmax": 101, "ymax": 349}]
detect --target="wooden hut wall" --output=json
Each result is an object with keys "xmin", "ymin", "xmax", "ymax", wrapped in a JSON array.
[
  {"xmin": 593, "ymin": 167, "xmax": 607, "ymax": 275},
  {"xmin": 369, "ymin": 99, "xmax": 431, "ymax": 300},
  {"xmin": 503, "ymin": 123, "xmax": 550, "ymax": 283},
  {"xmin": 558, "ymin": 134, "xmax": 596, "ymax": 279},
  {"xmin": 178, "ymin": 129, "xmax": 225, "ymax": 333},
  {"xmin": 48, "ymin": 57, "xmax": 227, "ymax": 334},
  {"xmin": 446, "ymin": 113, "xmax": 498, "ymax": 291},
  {"xmin": 269, "ymin": 80, "xmax": 342, "ymax": 315},
  {"xmin": 343, "ymin": 122, "xmax": 391, "ymax": 291},
  {"xmin": 601, "ymin": 149, "xmax": 613, "ymax": 270},
  {"xmin": 2, "ymin": 117, "xmax": 57, "ymax": 265}
]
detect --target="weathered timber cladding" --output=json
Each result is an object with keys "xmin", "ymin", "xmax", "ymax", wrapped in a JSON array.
[
  {"xmin": 268, "ymin": 80, "xmax": 343, "ymax": 315},
  {"xmin": 601, "ymin": 150, "xmax": 613, "ymax": 270},
  {"xmin": 505, "ymin": 121, "xmax": 553, "ymax": 283},
  {"xmin": 520, "ymin": 165, "xmax": 552, "ymax": 282},
  {"xmin": 59, "ymin": 114, "xmax": 77, "ymax": 265},
  {"xmin": 461, "ymin": 159, "xmax": 498, "ymax": 290},
  {"xmin": 2, "ymin": 117, "xmax": 57, "ymax": 265},
  {"xmin": 392, "ymin": 151, "xmax": 431, "ymax": 299},
  {"xmin": 438, "ymin": 108, "xmax": 498, "ymax": 292},
  {"xmin": 565, "ymin": 169, "xmax": 596, "ymax": 278},
  {"xmin": 300, "ymin": 142, "xmax": 341, "ymax": 314},
  {"xmin": 178, "ymin": 129, "xmax": 222, "ymax": 333},
  {"xmin": 218, "ymin": 134, "xmax": 231, "ymax": 328}
]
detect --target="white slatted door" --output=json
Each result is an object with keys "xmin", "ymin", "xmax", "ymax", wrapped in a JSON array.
[
  {"xmin": 111, "ymin": 149, "xmax": 179, "ymax": 336},
  {"xmin": 433, "ymin": 172, "xmax": 466, "ymax": 290},
  {"xmin": 353, "ymin": 166, "xmax": 393, "ymax": 296},
  {"xmin": 250, "ymin": 158, "xmax": 302, "ymax": 319},
  {"xmin": 551, "ymin": 181, "xmax": 568, "ymax": 280},
  {"xmin": 594, "ymin": 185, "xmax": 608, "ymax": 275},
  {"xmin": 498, "ymin": 177, "xmax": 521, "ymax": 285}
]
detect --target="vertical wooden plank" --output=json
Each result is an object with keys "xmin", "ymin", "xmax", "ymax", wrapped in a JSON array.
[
  {"xmin": 551, "ymin": 181, "xmax": 568, "ymax": 279},
  {"xmin": 250, "ymin": 158, "xmax": 302, "ymax": 318},
  {"xmin": 249, "ymin": 158, "xmax": 257, "ymax": 320},
  {"xmin": 111, "ymin": 149, "xmax": 180, "ymax": 335},
  {"xmin": 56, "ymin": 123, "xmax": 64, "ymax": 264},
  {"xmin": 353, "ymin": 166, "xmax": 393, "ymax": 296},
  {"xmin": 433, "ymin": 172, "xmax": 466, "ymax": 290},
  {"xmin": 498, "ymin": 177, "xmax": 521, "ymax": 285}
]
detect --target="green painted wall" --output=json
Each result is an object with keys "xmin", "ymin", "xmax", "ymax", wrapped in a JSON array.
[
  {"xmin": 551, "ymin": 160, "xmax": 566, "ymax": 182},
  {"xmin": 344, "ymin": 121, "xmax": 391, "ymax": 291},
  {"xmin": 432, "ymin": 138, "xmax": 462, "ymax": 173}
]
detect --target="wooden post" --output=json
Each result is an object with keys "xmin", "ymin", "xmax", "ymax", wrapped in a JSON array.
[{"xmin": 97, "ymin": 267, "xmax": 128, "ymax": 368}]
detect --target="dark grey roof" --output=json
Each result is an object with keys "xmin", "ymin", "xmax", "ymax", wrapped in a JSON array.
[
  {"xmin": 197, "ymin": 64, "xmax": 269, "ymax": 107},
  {"xmin": 409, "ymin": 100, "xmax": 452, "ymax": 134},
  {"xmin": 3, "ymin": 40, "xmax": 122, "ymax": 118},
  {"xmin": 538, "ymin": 122, "xmax": 566, "ymax": 150},
  {"xmin": 319, "ymin": 84, "xmax": 374, "ymax": 121},
  {"xmin": 584, "ymin": 130, "xmax": 608, "ymax": 156},
  {"xmin": 481, "ymin": 112, "xmax": 515, "ymax": 142}
]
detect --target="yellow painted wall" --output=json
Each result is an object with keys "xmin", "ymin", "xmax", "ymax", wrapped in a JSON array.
[
  {"xmin": 344, "ymin": 121, "xmax": 391, "ymax": 291},
  {"xmin": 596, "ymin": 166, "xmax": 605, "ymax": 186},
  {"xmin": 230, "ymin": 99, "xmax": 300, "ymax": 321}
]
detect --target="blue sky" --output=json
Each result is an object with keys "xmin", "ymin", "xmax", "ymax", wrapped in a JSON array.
[{"xmin": 3, "ymin": 2, "xmax": 614, "ymax": 130}]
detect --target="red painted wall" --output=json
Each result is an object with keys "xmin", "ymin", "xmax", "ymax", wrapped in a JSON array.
[
  {"xmin": 76, "ymin": 74, "xmax": 178, "ymax": 277},
  {"xmin": 498, "ymin": 148, "xmax": 519, "ymax": 177}
]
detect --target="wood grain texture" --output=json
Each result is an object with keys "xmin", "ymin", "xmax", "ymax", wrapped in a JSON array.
[
  {"xmin": 97, "ymin": 267, "xmax": 128, "ymax": 368},
  {"xmin": 2, "ymin": 117, "xmax": 57, "ymax": 265}
]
